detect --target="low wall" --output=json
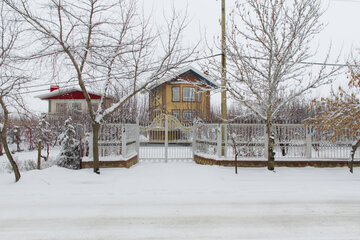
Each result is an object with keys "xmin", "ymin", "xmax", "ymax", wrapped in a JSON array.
[
  {"xmin": 194, "ymin": 154, "xmax": 360, "ymax": 168},
  {"xmin": 81, "ymin": 155, "xmax": 138, "ymax": 169}
]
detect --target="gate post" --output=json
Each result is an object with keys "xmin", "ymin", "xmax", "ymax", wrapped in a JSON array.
[
  {"xmin": 192, "ymin": 121, "xmax": 197, "ymax": 155},
  {"xmin": 122, "ymin": 124, "xmax": 127, "ymax": 158},
  {"xmin": 165, "ymin": 115, "xmax": 169, "ymax": 162}
]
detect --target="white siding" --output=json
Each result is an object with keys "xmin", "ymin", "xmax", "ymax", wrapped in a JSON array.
[{"xmin": 49, "ymin": 99, "xmax": 101, "ymax": 114}]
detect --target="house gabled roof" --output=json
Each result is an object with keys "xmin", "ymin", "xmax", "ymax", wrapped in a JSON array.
[
  {"xmin": 35, "ymin": 87, "xmax": 107, "ymax": 100},
  {"xmin": 148, "ymin": 66, "xmax": 219, "ymax": 90}
]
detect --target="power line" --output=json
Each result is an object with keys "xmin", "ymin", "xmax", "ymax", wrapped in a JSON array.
[
  {"xmin": 26, "ymin": 80, "xmax": 77, "ymax": 89},
  {"xmin": 332, "ymin": 0, "xmax": 360, "ymax": 3},
  {"xmin": 16, "ymin": 53, "xmax": 355, "ymax": 96},
  {"xmin": 229, "ymin": 54, "xmax": 355, "ymax": 67}
]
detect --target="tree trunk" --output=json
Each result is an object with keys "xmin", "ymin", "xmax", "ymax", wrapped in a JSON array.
[
  {"xmin": 92, "ymin": 122, "xmax": 100, "ymax": 174},
  {"xmin": 350, "ymin": 139, "xmax": 360, "ymax": 174},
  {"xmin": 0, "ymin": 98, "xmax": 21, "ymax": 182},
  {"xmin": 16, "ymin": 128, "xmax": 21, "ymax": 152},
  {"xmin": 266, "ymin": 119, "xmax": 275, "ymax": 171},
  {"xmin": 235, "ymin": 153, "xmax": 238, "ymax": 174}
]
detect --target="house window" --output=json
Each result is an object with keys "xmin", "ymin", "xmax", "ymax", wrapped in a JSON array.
[
  {"xmin": 183, "ymin": 87, "xmax": 195, "ymax": 101},
  {"xmin": 183, "ymin": 110, "xmax": 194, "ymax": 122},
  {"xmin": 72, "ymin": 103, "xmax": 82, "ymax": 112},
  {"xmin": 56, "ymin": 103, "xmax": 67, "ymax": 113},
  {"xmin": 172, "ymin": 109, "xmax": 180, "ymax": 120},
  {"xmin": 197, "ymin": 91, "xmax": 202, "ymax": 103},
  {"xmin": 172, "ymin": 87, "xmax": 180, "ymax": 101}
]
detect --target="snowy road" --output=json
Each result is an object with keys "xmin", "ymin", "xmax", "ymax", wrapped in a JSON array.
[{"xmin": 1, "ymin": 162, "xmax": 360, "ymax": 240}]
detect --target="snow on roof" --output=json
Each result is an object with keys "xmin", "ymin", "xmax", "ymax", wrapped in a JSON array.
[
  {"xmin": 35, "ymin": 87, "xmax": 103, "ymax": 99},
  {"xmin": 148, "ymin": 66, "xmax": 219, "ymax": 90}
]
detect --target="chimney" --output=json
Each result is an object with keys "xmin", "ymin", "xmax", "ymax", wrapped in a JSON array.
[
  {"xmin": 50, "ymin": 85, "xmax": 59, "ymax": 92},
  {"xmin": 204, "ymin": 70, "xmax": 209, "ymax": 76}
]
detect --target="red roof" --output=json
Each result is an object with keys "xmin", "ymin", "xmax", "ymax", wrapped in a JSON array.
[{"xmin": 36, "ymin": 88, "xmax": 109, "ymax": 100}]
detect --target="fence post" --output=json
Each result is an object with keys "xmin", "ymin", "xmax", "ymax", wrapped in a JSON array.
[
  {"xmin": 136, "ymin": 119, "xmax": 140, "ymax": 157},
  {"xmin": 217, "ymin": 124, "xmax": 222, "ymax": 158},
  {"xmin": 122, "ymin": 124, "xmax": 127, "ymax": 158},
  {"xmin": 306, "ymin": 125, "xmax": 312, "ymax": 159},
  {"xmin": 165, "ymin": 115, "xmax": 168, "ymax": 162},
  {"xmin": 264, "ymin": 125, "xmax": 268, "ymax": 159},
  {"xmin": 192, "ymin": 121, "xmax": 197, "ymax": 155}
]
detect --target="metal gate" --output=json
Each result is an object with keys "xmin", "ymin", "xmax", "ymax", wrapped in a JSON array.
[{"xmin": 139, "ymin": 114, "xmax": 193, "ymax": 162}]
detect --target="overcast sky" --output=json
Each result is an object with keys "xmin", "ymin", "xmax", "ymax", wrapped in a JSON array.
[{"xmin": 27, "ymin": 0, "xmax": 360, "ymax": 114}]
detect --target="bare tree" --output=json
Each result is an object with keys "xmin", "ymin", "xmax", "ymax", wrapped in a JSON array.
[
  {"xmin": 5, "ymin": 0, "xmax": 197, "ymax": 174},
  {"xmin": 208, "ymin": 0, "xmax": 341, "ymax": 170},
  {"xmin": 309, "ymin": 63, "xmax": 360, "ymax": 173},
  {"xmin": 274, "ymin": 98, "xmax": 312, "ymax": 123},
  {"xmin": 0, "ymin": 0, "xmax": 27, "ymax": 182}
]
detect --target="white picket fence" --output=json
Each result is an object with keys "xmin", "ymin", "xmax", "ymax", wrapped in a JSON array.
[
  {"xmin": 87, "ymin": 123, "xmax": 139, "ymax": 159},
  {"xmin": 194, "ymin": 123, "xmax": 360, "ymax": 160},
  {"xmin": 86, "ymin": 121, "xmax": 360, "ymax": 161}
]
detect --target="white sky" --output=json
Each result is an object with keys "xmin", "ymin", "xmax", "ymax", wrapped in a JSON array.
[{"xmin": 26, "ymin": 0, "xmax": 360, "ymax": 114}]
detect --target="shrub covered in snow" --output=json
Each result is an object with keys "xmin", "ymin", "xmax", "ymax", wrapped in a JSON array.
[
  {"xmin": 57, "ymin": 118, "xmax": 81, "ymax": 169},
  {"xmin": 4, "ymin": 158, "xmax": 37, "ymax": 173}
]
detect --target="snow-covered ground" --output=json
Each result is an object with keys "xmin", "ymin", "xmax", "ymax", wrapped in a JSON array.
[{"xmin": 1, "ymin": 159, "xmax": 359, "ymax": 240}]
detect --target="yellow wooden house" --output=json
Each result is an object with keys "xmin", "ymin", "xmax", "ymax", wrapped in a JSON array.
[{"xmin": 149, "ymin": 67, "xmax": 218, "ymax": 123}]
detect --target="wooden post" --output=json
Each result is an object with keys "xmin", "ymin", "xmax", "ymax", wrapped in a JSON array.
[
  {"xmin": 221, "ymin": 0, "xmax": 227, "ymax": 156},
  {"xmin": 224, "ymin": 124, "xmax": 227, "ymax": 157},
  {"xmin": 235, "ymin": 153, "xmax": 238, "ymax": 174},
  {"xmin": 37, "ymin": 141, "xmax": 42, "ymax": 170}
]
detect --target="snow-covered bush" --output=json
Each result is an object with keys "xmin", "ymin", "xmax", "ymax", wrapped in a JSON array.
[
  {"xmin": 4, "ymin": 158, "xmax": 36, "ymax": 173},
  {"xmin": 57, "ymin": 118, "xmax": 81, "ymax": 169}
]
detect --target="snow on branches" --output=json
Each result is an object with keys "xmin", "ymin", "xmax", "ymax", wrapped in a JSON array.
[
  {"xmin": 309, "ymin": 66, "xmax": 360, "ymax": 173},
  {"xmin": 309, "ymin": 69, "xmax": 360, "ymax": 141}
]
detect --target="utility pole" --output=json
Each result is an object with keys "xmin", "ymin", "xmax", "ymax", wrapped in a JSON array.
[{"xmin": 221, "ymin": 0, "xmax": 227, "ymax": 156}]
